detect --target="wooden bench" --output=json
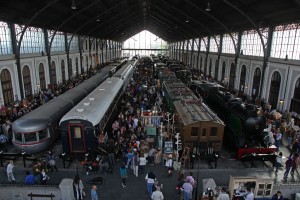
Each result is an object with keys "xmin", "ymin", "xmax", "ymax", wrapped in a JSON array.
[{"xmin": 28, "ymin": 193, "xmax": 54, "ymax": 200}]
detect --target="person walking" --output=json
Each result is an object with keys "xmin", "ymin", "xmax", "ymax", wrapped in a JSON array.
[
  {"xmin": 139, "ymin": 153, "xmax": 147, "ymax": 174},
  {"xmin": 40, "ymin": 168, "xmax": 48, "ymax": 185},
  {"xmin": 91, "ymin": 185, "xmax": 99, "ymax": 200},
  {"xmin": 25, "ymin": 171, "xmax": 35, "ymax": 185},
  {"xmin": 133, "ymin": 152, "xmax": 139, "ymax": 177},
  {"xmin": 284, "ymin": 156, "xmax": 293, "ymax": 180},
  {"xmin": 165, "ymin": 155, "xmax": 173, "ymax": 176},
  {"xmin": 145, "ymin": 171, "xmax": 156, "ymax": 197},
  {"xmin": 274, "ymin": 130, "xmax": 282, "ymax": 151},
  {"xmin": 6, "ymin": 160, "xmax": 15, "ymax": 182},
  {"xmin": 120, "ymin": 162, "xmax": 128, "ymax": 188},
  {"xmin": 73, "ymin": 174, "xmax": 84, "ymax": 200},
  {"xmin": 47, "ymin": 150, "xmax": 58, "ymax": 172},
  {"xmin": 151, "ymin": 186, "xmax": 164, "ymax": 200},
  {"xmin": 181, "ymin": 178, "xmax": 193, "ymax": 200},
  {"xmin": 275, "ymin": 152, "xmax": 283, "ymax": 173}
]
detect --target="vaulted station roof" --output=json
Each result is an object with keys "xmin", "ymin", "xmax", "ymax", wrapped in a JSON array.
[{"xmin": 0, "ymin": 0, "xmax": 299, "ymax": 42}]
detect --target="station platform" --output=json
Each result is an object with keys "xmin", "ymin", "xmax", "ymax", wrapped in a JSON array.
[{"xmin": 0, "ymin": 139, "xmax": 298, "ymax": 200}]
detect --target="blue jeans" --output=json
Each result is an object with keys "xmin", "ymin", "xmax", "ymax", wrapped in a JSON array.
[
  {"xmin": 126, "ymin": 158, "xmax": 132, "ymax": 168},
  {"xmin": 184, "ymin": 191, "xmax": 192, "ymax": 200},
  {"xmin": 147, "ymin": 183, "xmax": 154, "ymax": 196}
]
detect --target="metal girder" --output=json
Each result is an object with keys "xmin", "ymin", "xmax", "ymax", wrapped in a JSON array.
[
  {"xmin": 83, "ymin": 5, "xmax": 137, "ymax": 39},
  {"xmin": 65, "ymin": 1, "xmax": 127, "ymax": 50},
  {"xmin": 102, "ymin": 16, "xmax": 144, "ymax": 39},
  {"xmin": 151, "ymin": 4, "xmax": 199, "ymax": 38},
  {"xmin": 56, "ymin": 0, "xmax": 102, "ymax": 31},
  {"xmin": 159, "ymin": 0, "xmax": 213, "ymax": 36},
  {"xmin": 149, "ymin": 15, "xmax": 187, "ymax": 40},
  {"xmin": 183, "ymin": 0, "xmax": 237, "ymax": 53},
  {"xmin": 222, "ymin": 0, "xmax": 266, "ymax": 55}
]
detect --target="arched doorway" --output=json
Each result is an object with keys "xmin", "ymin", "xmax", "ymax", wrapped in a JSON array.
[
  {"xmin": 229, "ymin": 63, "xmax": 235, "ymax": 90},
  {"xmin": 61, "ymin": 60, "xmax": 66, "ymax": 84},
  {"xmin": 86, "ymin": 55, "xmax": 89, "ymax": 72},
  {"xmin": 268, "ymin": 71, "xmax": 281, "ymax": 109},
  {"xmin": 1, "ymin": 69, "xmax": 13, "ymax": 105},
  {"xmin": 200, "ymin": 57, "xmax": 202, "ymax": 74},
  {"xmin": 51, "ymin": 61, "xmax": 57, "ymax": 84},
  {"xmin": 22, "ymin": 65, "xmax": 32, "ymax": 97},
  {"xmin": 208, "ymin": 58, "xmax": 212, "ymax": 77},
  {"xmin": 214, "ymin": 59, "xmax": 219, "ymax": 81},
  {"xmin": 38, "ymin": 63, "xmax": 46, "ymax": 91},
  {"xmin": 69, "ymin": 58, "xmax": 73, "ymax": 78},
  {"xmin": 239, "ymin": 65, "xmax": 247, "ymax": 93},
  {"xmin": 203, "ymin": 57, "xmax": 207, "ymax": 75},
  {"xmin": 252, "ymin": 68, "xmax": 261, "ymax": 98},
  {"xmin": 75, "ymin": 57, "xmax": 79, "ymax": 77},
  {"xmin": 290, "ymin": 78, "xmax": 300, "ymax": 125},
  {"xmin": 221, "ymin": 61, "xmax": 226, "ymax": 82}
]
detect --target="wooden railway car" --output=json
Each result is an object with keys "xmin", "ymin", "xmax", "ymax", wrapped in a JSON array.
[{"xmin": 173, "ymin": 99, "xmax": 225, "ymax": 152}]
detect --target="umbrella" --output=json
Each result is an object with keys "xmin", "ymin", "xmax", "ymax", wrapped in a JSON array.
[{"xmin": 0, "ymin": 134, "xmax": 8, "ymax": 144}]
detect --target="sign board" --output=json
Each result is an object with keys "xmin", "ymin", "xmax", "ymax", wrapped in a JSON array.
[
  {"xmin": 164, "ymin": 141, "xmax": 173, "ymax": 154},
  {"xmin": 146, "ymin": 126, "xmax": 157, "ymax": 136}
]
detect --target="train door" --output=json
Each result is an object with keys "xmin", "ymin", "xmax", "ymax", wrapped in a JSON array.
[{"xmin": 68, "ymin": 124, "xmax": 86, "ymax": 152}]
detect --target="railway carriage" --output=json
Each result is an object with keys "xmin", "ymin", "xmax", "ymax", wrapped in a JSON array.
[
  {"xmin": 59, "ymin": 78, "xmax": 124, "ymax": 153},
  {"xmin": 11, "ymin": 60, "xmax": 126, "ymax": 153}
]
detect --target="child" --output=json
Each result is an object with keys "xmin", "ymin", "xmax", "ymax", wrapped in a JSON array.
[{"xmin": 120, "ymin": 162, "xmax": 128, "ymax": 188}]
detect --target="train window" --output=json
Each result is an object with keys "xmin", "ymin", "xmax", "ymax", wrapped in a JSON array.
[
  {"xmin": 202, "ymin": 128, "xmax": 207, "ymax": 136},
  {"xmin": 38, "ymin": 129, "xmax": 48, "ymax": 141},
  {"xmin": 73, "ymin": 127, "xmax": 82, "ymax": 138},
  {"xmin": 24, "ymin": 132, "xmax": 37, "ymax": 142},
  {"xmin": 191, "ymin": 127, "xmax": 198, "ymax": 137},
  {"xmin": 14, "ymin": 132, "xmax": 23, "ymax": 142},
  {"xmin": 210, "ymin": 127, "xmax": 218, "ymax": 136}
]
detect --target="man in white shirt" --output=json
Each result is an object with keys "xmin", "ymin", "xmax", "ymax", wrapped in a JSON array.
[
  {"xmin": 240, "ymin": 187, "xmax": 254, "ymax": 200},
  {"xmin": 151, "ymin": 186, "xmax": 164, "ymax": 200},
  {"xmin": 6, "ymin": 160, "xmax": 15, "ymax": 182},
  {"xmin": 145, "ymin": 171, "xmax": 156, "ymax": 197},
  {"xmin": 217, "ymin": 187, "xmax": 229, "ymax": 200}
]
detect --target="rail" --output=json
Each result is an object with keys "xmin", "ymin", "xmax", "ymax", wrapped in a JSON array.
[
  {"xmin": 0, "ymin": 151, "xmax": 38, "ymax": 168},
  {"xmin": 28, "ymin": 193, "xmax": 54, "ymax": 200}
]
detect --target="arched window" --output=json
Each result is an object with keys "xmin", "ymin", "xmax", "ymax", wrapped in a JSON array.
[
  {"xmin": 61, "ymin": 60, "xmax": 66, "ymax": 84},
  {"xmin": 75, "ymin": 57, "xmax": 79, "ymax": 77},
  {"xmin": 208, "ymin": 58, "xmax": 212, "ymax": 77},
  {"xmin": 290, "ymin": 78, "xmax": 300, "ymax": 125},
  {"xmin": 214, "ymin": 59, "xmax": 219, "ymax": 80},
  {"xmin": 239, "ymin": 65, "xmax": 247, "ymax": 93},
  {"xmin": 252, "ymin": 68, "xmax": 261, "ymax": 97},
  {"xmin": 22, "ymin": 65, "xmax": 32, "ymax": 97},
  {"xmin": 221, "ymin": 61, "xmax": 226, "ymax": 82},
  {"xmin": 51, "ymin": 61, "xmax": 57, "ymax": 84},
  {"xmin": 69, "ymin": 58, "xmax": 73, "ymax": 77},
  {"xmin": 294, "ymin": 78, "xmax": 300, "ymax": 99},
  {"xmin": 86, "ymin": 55, "xmax": 89, "ymax": 70},
  {"xmin": 38, "ymin": 63, "xmax": 46, "ymax": 91},
  {"xmin": 229, "ymin": 63, "xmax": 235, "ymax": 90},
  {"xmin": 268, "ymin": 71, "xmax": 281, "ymax": 109},
  {"xmin": 1, "ymin": 69, "xmax": 13, "ymax": 105},
  {"xmin": 200, "ymin": 57, "xmax": 203, "ymax": 73}
]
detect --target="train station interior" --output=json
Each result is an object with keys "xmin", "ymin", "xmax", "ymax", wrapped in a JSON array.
[{"xmin": 1, "ymin": 0, "xmax": 300, "ymax": 200}]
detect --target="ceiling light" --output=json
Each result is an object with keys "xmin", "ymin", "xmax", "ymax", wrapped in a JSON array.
[
  {"xmin": 205, "ymin": 2, "xmax": 211, "ymax": 12},
  {"xmin": 71, "ymin": 0, "xmax": 77, "ymax": 10},
  {"xmin": 185, "ymin": 16, "xmax": 189, "ymax": 23}
]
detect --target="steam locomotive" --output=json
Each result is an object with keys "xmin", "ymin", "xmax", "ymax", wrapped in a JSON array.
[{"xmin": 192, "ymin": 80, "xmax": 276, "ymax": 159}]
